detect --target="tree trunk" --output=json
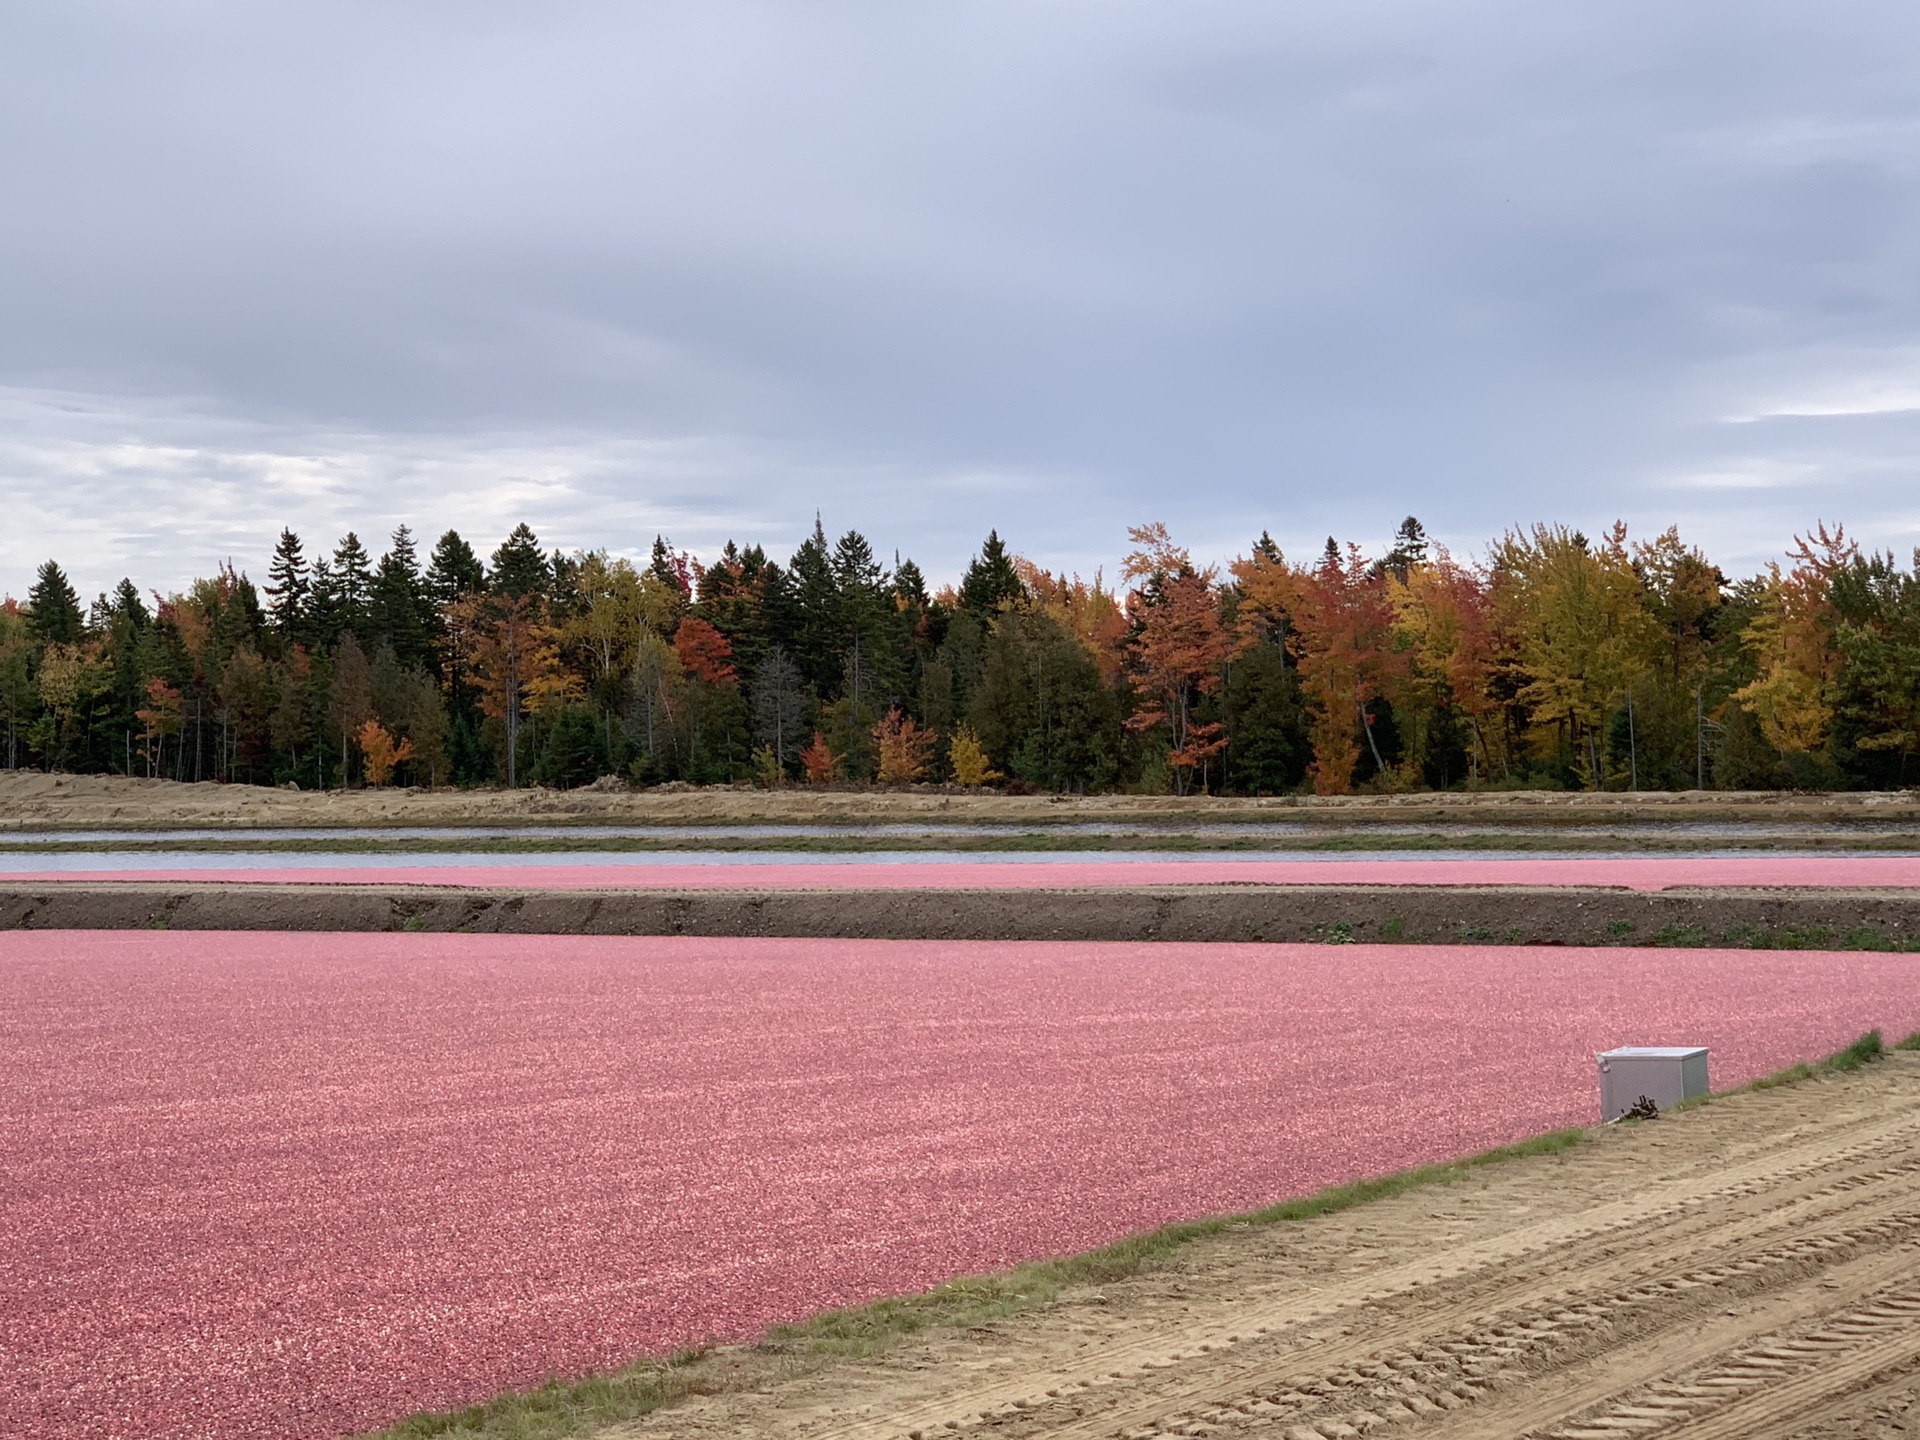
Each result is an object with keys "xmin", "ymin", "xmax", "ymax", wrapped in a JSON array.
[
  {"xmin": 1359, "ymin": 701, "xmax": 1387, "ymax": 776},
  {"xmin": 1626, "ymin": 686, "xmax": 1638, "ymax": 791}
]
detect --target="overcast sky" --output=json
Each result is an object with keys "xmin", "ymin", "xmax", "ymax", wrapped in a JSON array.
[{"xmin": 4, "ymin": 1, "xmax": 1919, "ymax": 598}]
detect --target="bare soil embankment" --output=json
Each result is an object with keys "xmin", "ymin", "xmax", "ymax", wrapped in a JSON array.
[
  {"xmin": 608, "ymin": 1053, "xmax": 1920, "ymax": 1440},
  {"xmin": 10, "ymin": 881, "xmax": 1920, "ymax": 946},
  {"xmin": 5, "ymin": 771, "xmax": 1920, "ymax": 831}
]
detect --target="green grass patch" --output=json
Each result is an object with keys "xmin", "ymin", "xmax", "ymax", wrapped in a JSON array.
[
  {"xmin": 1717, "ymin": 923, "xmax": 1869, "ymax": 951},
  {"xmin": 1650, "ymin": 923, "xmax": 1711, "ymax": 947},
  {"xmin": 1743, "ymin": 1030, "xmax": 1886, "ymax": 1093}
]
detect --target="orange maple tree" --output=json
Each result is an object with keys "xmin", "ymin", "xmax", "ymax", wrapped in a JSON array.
[
  {"xmin": 135, "ymin": 676, "xmax": 184, "ymax": 776},
  {"xmin": 444, "ymin": 591, "xmax": 575, "ymax": 787},
  {"xmin": 1121, "ymin": 523, "xmax": 1235, "ymax": 794},
  {"xmin": 356, "ymin": 719, "xmax": 415, "ymax": 785},
  {"xmin": 673, "ymin": 617, "xmax": 737, "ymax": 685},
  {"xmin": 799, "ymin": 731, "xmax": 842, "ymax": 784},
  {"xmin": 872, "ymin": 707, "xmax": 936, "ymax": 784},
  {"xmin": 1235, "ymin": 538, "xmax": 1405, "ymax": 795}
]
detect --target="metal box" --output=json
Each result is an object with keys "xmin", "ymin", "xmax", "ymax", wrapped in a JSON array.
[{"xmin": 1597, "ymin": 1046, "xmax": 1709, "ymax": 1121}]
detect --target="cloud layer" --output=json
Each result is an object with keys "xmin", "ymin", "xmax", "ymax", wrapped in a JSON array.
[{"xmin": 4, "ymin": 1, "xmax": 1920, "ymax": 595}]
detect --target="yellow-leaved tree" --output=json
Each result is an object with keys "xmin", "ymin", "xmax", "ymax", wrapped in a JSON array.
[
  {"xmin": 1492, "ymin": 523, "xmax": 1659, "ymax": 786},
  {"xmin": 1732, "ymin": 524, "xmax": 1853, "ymax": 755},
  {"xmin": 947, "ymin": 726, "xmax": 1002, "ymax": 786}
]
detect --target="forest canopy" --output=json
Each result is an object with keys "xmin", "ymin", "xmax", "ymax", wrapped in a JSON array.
[{"xmin": 7, "ymin": 515, "xmax": 1918, "ymax": 794}]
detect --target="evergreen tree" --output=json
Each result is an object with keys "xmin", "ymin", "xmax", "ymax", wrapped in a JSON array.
[
  {"xmin": 894, "ymin": 557, "xmax": 930, "ymax": 611},
  {"xmin": 428, "ymin": 530, "xmax": 486, "ymax": 605},
  {"xmin": 490, "ymin": 523, "xmax": 550, "ymax": 598},
  {"xmin": 1381, "ymin": 516, "xmax": 1429, "ymax": 581},
  {"xmin": 549, "ymin": 549, "xmax": 581, "ymax": 620},
  {"xmin": 782, "ymin": 518, "xmax": 840, "ymax": 692},
  {"xmin": 264, "ymin": 529, "xmax": 311, "ymax": 638},
  {"xmin": 1221, "ymin": 642, "xmax": 1309, "ymax": 793},
  {"xmin": 110, "ymin": 578, "xmax": 150, "ymax": 630},
  {"xmin": 970, "ymin": 608, "xmax": 1122, "ymax": 791},
  {"xmin": 370, "ymin": 526, "xmax": 433, "ymax": 666},
  {"xmin": 959, "ymin": 530, "xmax": 1026, "ymax": 615},
  {"xmin": 650, "ymin": 535, "xmax": 692, "ymax": 597},
  {"xmin": 308, "ymin": 555, "xmax": 341, "ymax": 645},
  {"xmin": 330, "ymin": 533, "xmax": 375, "ymax": 635},
  {"xmin": 26, "ymin": 561, "xmax": 84, "ymax": 646},
  {"xmin": 835, "ymin": 530, "xmax": 899, "ymax": 693}
]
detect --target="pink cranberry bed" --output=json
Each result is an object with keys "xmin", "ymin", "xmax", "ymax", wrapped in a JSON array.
[{"xmin": 3, "ymin": 932, "xmax": 1917, "ymax": 1440}]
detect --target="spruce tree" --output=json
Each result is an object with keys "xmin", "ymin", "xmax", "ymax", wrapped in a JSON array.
[
  {"xmin": 549, "ymin": 549, "xmax": 581, "ymax": 618},
  {"xmin": 830, "ymin": 529, "xmax": 899, "ymax": 759},
  {"xmin": 331, "ymin": 533, "xmax": 374, "ymax": 633},
  {"xmin": 490, "ymin": 523, "xmax": 550, "ymax": 598},
  {"xmin": 427, "ymin": 530, "xmax": 485, "ymax": 606},
  {"xmin": 1381, "ymin": 516, "xmax": 1429, "ymax": 580},
  {"xmin": 370, "ymin": 526, "xmax": 432, "ymax": 665},
  {"xmin": 26, "ymin": 561, "xmax": 84, "ymax": 645},
  {"xmin": 110, "ymin": 578, "xmax": 149, "ymax": 629},
  {"xmin": 649, "ymin": 535, "xmax": 690, "ymax": 597},
  {"xmin": 894, "ymin": 557, "xmax": 930, "ymax": 610},
  {"xmin": 308, "ymin": 555, "xmax": 341, "ymax": 645},
  {"xmin": 783, "ymin": 518, "xmax": 839, "ymax": 692},
  {"xmin": 263, "ymin": 529, "xmax": 310, "ymax": 638},
  {"xmin": 958, "ymin": 530, "xmax": 1025, "ymax": 615}
]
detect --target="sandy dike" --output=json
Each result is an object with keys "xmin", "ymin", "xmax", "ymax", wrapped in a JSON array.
[
  {"xmin": 5, "ymin": 770, "xmax": 1920, "ymax": 831},
  {"xmin": 10, "ymin": 881, "xmax": 1920, "ymax": 945}
]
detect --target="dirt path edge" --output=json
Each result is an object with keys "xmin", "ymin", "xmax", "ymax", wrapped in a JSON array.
[{"xmin": 9, "ymin": 883, "xmax": 1920, "ymax": 946}]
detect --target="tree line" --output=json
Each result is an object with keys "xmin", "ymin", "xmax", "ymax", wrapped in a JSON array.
[{"xmin": 6, "ymin": 514, "xmax": 1920, "ymax": 794}]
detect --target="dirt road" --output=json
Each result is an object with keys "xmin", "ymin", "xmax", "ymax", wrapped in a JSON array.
[{"xmin": 623, "ymin": 1056, "xmax": 1920, "ymax": 1440}]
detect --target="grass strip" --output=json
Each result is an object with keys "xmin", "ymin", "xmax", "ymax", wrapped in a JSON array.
[
  {"xmin": 1678, "ymin": 1028, "xmax": 1910, "ymax": 1103},
  {"xmin": 365, "ymin": 1029, "xmax": 1918, "ymax": 1440}
]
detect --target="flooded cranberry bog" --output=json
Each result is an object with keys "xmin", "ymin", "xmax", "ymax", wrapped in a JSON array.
[{"xmin": 4, "ymin": 931, "xmax": 1920, "ymax": 1440}]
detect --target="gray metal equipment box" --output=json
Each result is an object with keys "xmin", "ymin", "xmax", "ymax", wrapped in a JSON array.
[{"xmin": 1597, "ymin": 1046, "xmax": 1709, "ymax": 1121}]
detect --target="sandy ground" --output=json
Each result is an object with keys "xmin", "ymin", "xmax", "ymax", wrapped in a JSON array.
[
  {"xmin": 5, "ymin": 770, "xmax": 1920, "ymax": 830},
  {"xmin": 10, "ymin": 881, "xmax": 1920, "ymax": 946},
  {"xmin": 612, "ymin": 1053, "xmax": 1920, "ymax": 1440}
]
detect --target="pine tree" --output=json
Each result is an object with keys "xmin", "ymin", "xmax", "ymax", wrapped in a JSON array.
[
  {"xmin": 490, "ymin": 523, "xmax": 550, "ymax": 598},
  {"xmin": 959, "ymin": 530, "xmax": 1025, "ymax": 615},
  {"xmin": 428, "ymin": 530, "xmax": 486, "ymax": 606},
  {"xmin": 649, "ymin": 536, "xmax": 692, "ymax": 597},
  {"xmin": 26, "ymin": 561, "xmax": 84, "ymax": 645},
  {"xmin": 1381, "ymin": 516, "xmax": 1429, "ymax": 581},
  {"xmin": 783, "ymin": 518, "xmax": 840, "ymax": 692},
  {"xmin": 110, "ymin": 578, "xmax": 149, "ymax": 629},
  {"xmin": 370, "ymin": 526, "xmax": 432, "ymax": 666},
  {"xmin": 894, "ymin": 557, "xmax": 930, "ymax": 610},
  {"xmin": 308, "ymin": 555, "xmax": 341, "ymax": 645},
  {"xmin": 331, "ymin": 533, "xmax": 375, "ymax": 635},
  {"xmin": 263, "ymin": 529, "xmax": 311, "ymax": 638}
]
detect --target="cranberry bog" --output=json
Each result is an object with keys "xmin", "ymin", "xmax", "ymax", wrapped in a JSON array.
[{"xmin": 5, "ymin": 933, "xmax": 1920, "ymax": 1440}]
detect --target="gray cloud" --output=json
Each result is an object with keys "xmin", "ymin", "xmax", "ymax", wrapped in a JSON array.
[{"xmin": 3, "ymin": 1, "xmax": 1920, "ymax": 596}]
